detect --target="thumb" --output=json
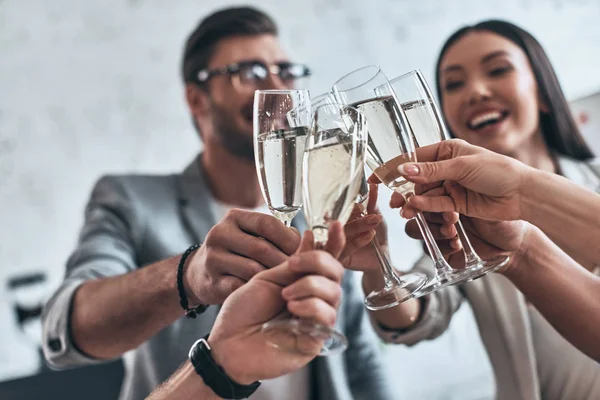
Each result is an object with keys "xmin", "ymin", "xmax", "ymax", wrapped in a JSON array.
[
  {"xmin": 296, "ymin": 230, "xmax": 315, "ymax": 254},
  {"xmin": 324, "ymin": 221, "xmax": 346, "ymax": 259}
]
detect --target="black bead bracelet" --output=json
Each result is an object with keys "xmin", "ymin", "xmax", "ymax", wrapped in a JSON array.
[{"xmin": 177, "ymin": 244, "xmax": 209, "ymax": 318}]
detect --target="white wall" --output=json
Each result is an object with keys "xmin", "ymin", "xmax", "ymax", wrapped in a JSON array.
[
  {"xmin": 571, "ymin": 91, "xmax": 600, "ymax": 154},
  {"xmin": 2, "ymin": 0, "xmax": 600, "ymax": 285},
  {"xmin": 1, "ymin": 0, "xmax": 599, "ymax": 395}
]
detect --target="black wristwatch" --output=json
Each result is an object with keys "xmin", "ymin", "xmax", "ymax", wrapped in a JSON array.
[{"xmin": 188, "ymin": 334, "xmax": 261, "ymax": 399}]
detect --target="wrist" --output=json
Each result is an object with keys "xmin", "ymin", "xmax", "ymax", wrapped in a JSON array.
[
  {"xmin": 518, "ymin": 166, "xmax": 542, "ymax": 223},
  {"xmin": 362, "ymin": 269, "xmax": 421, "ymax": 330},
  {"xmin": 182, "ymin": 249, "xmax": 203, "ymax": 305},
  {"xmin": 208, "ymin": 338, "xmax": 256, "ymax": 385},
  {"xmin": 502, "ymin": 223, "xmax": 538, "ymax": 280}
]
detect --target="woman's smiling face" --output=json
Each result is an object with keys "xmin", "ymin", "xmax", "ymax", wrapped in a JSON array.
[{"xmin": 439, "ymin": 30, "xmax": 547, "ymax": 155}]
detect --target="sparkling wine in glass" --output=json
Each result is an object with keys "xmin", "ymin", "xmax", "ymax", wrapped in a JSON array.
[
  {"xmin": 255, "ymin": 89, "xmax": 328, "ymax": 354},
  {"xmin": 301, "ymin": 103, "xmax": 368, "ymax": 354},
  {"xmin": 332, "ymin": 66, "xmax": 433, "ymax": 307},
  {"xmin": 254, "ymin": 90, "xmax": 311, "ymax": 226},
  {"xmin": 388, "ymin": 70, "xmax": 510, "ymax": 295}
]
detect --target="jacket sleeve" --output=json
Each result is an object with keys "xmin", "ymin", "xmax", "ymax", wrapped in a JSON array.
[
  {"xmin": 41, "ymin": 176, "xmax": 142, "ymax": 369},
  {"xmin": 369, "ymin": 254, "xmax": 464, "ymax": 345}
]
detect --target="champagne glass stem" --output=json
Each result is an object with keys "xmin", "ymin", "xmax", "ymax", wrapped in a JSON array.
[
  {"xmin": 370, "ymin": 236, "xmax": 403, "ymax": 287},
  {"xmin": 276, "ymin": 212, "xmax": 296, "ymax": 228},
  {"xmin": 456, "ymin": 218, "xmax": 483, "ymax": 265},
  {"xmin": 415, "ymin": 212, "xmax": 453, "ymax": 274}
]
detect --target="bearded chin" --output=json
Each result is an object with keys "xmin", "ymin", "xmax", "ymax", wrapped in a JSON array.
[
  {"xmin": 222, "ymin": 137, "xmax": 255, "ymax": 161},
  {"xmin": 214, "ymin": 124, "xmax": 255, "ymax": 161},
  {"xmin": 209, "ymin": 101, "xmax": 255, "ymax": 161}
]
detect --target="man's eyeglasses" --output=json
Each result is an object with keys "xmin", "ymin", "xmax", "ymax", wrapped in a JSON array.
[{"xmin": 196, "ymin": 60, "xmax": 311, "ymax": 89}]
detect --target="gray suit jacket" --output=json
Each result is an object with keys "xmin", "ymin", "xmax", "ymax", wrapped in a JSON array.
[
  {"xmin": 380, "ymin": 156, "xmax": 600, "ymax": 400},
  {"xmin": 41, "ymin": 155, "xmax": 394, "ymax": 400}
]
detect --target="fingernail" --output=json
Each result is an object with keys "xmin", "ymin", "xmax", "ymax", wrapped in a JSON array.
[
  {"xmin": 398, "ymin": 163, "xmax": 420, "ymax": 176},
  {"xmin": 443, "ymin": 212, "xmax": 452, "ymax": 222},
  {"xmin": 400, "ymin": 208, "xmax": 408, "ymax": 219}
]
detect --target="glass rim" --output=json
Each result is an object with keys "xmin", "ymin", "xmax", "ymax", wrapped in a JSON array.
[
  {"xmin": 311, "ymin": 103, "xmax": 365, "ymax": 133},
  {"xmin": 254, "ymin": 89, "xmax": 310, "ymax": 95},
  {"xmin": 332, "ymin": 65, "xmax": 383, "ymax": 93},
  {"xmin": 288, "ymin": 92, "xmax": 335, "ymax": 114},
  {"xmin": 312, "ymin": 103, "xmax": 361, "ymax": 114},
  {"xmin": 388, "ymin": 69, "xmax": 424, "ymax": 84},
  {"xmin": 310, "ymin": 91, "xmax": 336, "ymax": 101}
]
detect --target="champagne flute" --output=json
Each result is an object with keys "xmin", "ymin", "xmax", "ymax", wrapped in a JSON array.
[
  {"xmin": 287, "ymin": 92, "xmax": 337, "ymax": 127},
  {"xmin": 302, "ymin": 96, "xmax": 426, "ymax": 309},
  {"xmin": 333, "ymin": 65, "xmax": 473, "ymax": 301},
  {"xmin": 254, "ymin": 89, "xmax": 324, "ymax": 353},
  {"xmin": 254, "ymin": 90, "xmax": 310, "ymax": 227},
  {"xmin": 388, "ymin": 70, "xmax": 510, "ymax": 295},
  {"xmin": 300, "ymin": 103, "xmax": 369, "ymax": 354}
]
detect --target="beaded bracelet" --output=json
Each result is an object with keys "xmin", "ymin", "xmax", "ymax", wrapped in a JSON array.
[{"xmin": 177, "ymin": 244, "xmax": 209, "ymax": 318}]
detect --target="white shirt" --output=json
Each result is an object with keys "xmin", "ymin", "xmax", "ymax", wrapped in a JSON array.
[{"xmin": 210, "ymin": 200, "xmax": 310, "ymax": 400}]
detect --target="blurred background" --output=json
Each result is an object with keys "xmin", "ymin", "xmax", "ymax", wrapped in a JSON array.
[{"xmin": 1, "ymin": 0, "xmax": 599, "ymax": 399}]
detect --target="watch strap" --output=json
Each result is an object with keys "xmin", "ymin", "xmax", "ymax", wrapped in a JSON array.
[{"xmin": 189, "ymin": 334, "xmax": 261, "ymax": 399}]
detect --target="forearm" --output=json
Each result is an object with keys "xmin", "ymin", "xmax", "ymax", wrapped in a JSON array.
[
  {"xmin": 362, "ymin": 271, "xmax": 421, "ymax": 329},
  {"xmin": 146, "ymin": 361, "xmax": 221, "ymax": 400},
  {"xmin": 71, "ymin": 256, "xmax": 183, "ymax": 359},
  {"xmin": 504, "ymin": 226, "xmax": 600, "ymax": 361},
  {"xmin": 521, "ymin": 169, "xmax": 600, "ymax": 268}
]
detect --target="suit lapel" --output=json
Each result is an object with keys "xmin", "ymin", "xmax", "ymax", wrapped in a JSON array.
[{"xmin": 176, "ymin": 154, "xmax": 217, "ymax": 244}]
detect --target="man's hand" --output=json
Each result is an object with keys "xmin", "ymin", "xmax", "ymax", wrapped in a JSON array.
[
  {"xmin": 184, "ymin": 209, "xmax": 301, "ymax": 305},
  {"xmin": 206, "ymin": 222, "xmax": 347, "ymax": 384}
]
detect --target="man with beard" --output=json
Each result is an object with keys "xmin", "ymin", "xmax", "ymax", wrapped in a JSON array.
[{"xmin": 41, "ymin": 7, "xmax": 400, "ymax": 400}]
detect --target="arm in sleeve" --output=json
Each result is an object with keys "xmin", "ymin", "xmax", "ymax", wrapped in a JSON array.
[{"xmin": 42, "ymin": 176, "xmax": 142, "ymax": 369}]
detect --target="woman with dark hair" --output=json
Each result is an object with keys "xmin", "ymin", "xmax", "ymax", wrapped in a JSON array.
[
  {"xmin": 436, "ymin": 20, "xmax": 594, "ymax": 160},
  {"xmin": 385, "ymin": 20, "xmax": 600, "ymax": 400},
  {"xmin": 435, "ymin": 20, "xmax": 599, "ymax": 271}
]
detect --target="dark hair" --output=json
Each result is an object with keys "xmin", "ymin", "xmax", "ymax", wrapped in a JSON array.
[
  {"xmin": 435, "ymin": 19, "xmax": 594, "ymax": 161},
  {"xmin": 181, "ymin": 6, "xmax": 278, "ymax": 85}
]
